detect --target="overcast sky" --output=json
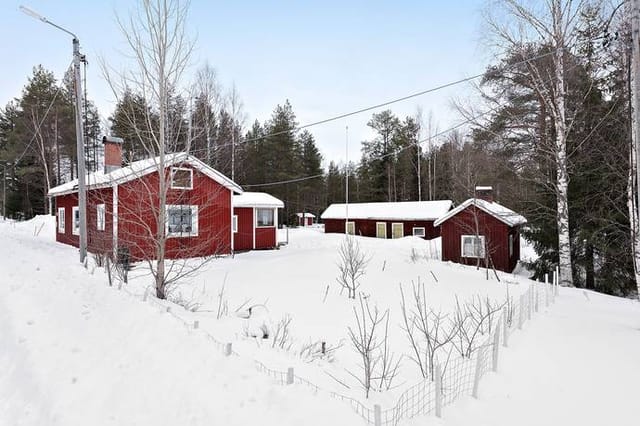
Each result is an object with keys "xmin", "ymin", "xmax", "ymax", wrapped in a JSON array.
[{"xmin": 1, "ymin": 0, "xmax": 493, "ymax": 168}]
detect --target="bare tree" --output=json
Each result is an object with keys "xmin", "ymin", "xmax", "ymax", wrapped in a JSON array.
[
  {"xmin": 451, "ymin": 295, "xmax": 505, "ymax": 358},
  {"xmin": 336, "ymin": 235, "xmax": 370, "ymax": 299}
]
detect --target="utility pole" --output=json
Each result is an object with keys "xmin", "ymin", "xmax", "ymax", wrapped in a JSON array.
[
  {"xmin": 20, "ymin": 6, "xmax": 88, "ymax": 263},
  {"xmin": 345, "ymin": 125, "xmax": 349, "ymax": 234}
]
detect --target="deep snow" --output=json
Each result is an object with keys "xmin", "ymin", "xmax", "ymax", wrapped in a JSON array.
[{"xmin": 1, "ymin": 216, "xmax": 639, "ymax": 426}]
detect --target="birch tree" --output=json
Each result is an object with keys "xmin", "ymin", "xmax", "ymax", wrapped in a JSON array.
[{"xmin": 487, "ymin": 0, "xmax": 588, "ymax": 286}]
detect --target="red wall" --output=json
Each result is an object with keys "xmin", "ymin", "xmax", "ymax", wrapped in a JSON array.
[
  {"xmin": 440, "ymin": 205, "xmax": 520, "ymax": 272},
  {"xmin": 255, "ymin": 226, "xmax": 276, "ymax": 249},
  {"xmin": 117, "ymin": 166, "xmax": 232, "ymax": 261},
  {"xmin": 234, "ymin": 207, "xmax": 254, "ymax": 251},
  {"xmin": 55, "ymin": 193, "xmax": 79, "ymax": 247},
  {"xmin": 323, "ymin": 218, "xmax": 440, "ymax": 239}
]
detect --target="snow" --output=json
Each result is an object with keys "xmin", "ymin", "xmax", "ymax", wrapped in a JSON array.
[
  {"xmin": 321, "ymin": 200, "xmax": 453, "ymax": 221},
  {"xmin": 296, "ymin": 212, "xmax": 316, "ymax": 218},
  {"xmin": 2, "ymin": 216, "xmax": 638, "ymax": 426},
  {"xmin": 48, "ymin": 152, "xmax": 243, "ymax": 197},
  {"xmin": 233, "ymin": 192, "xmax": 284, "ymax": 208},
  {"xmin": 433, "ymin": 198, "xmax": 527, "ymax": 227}
]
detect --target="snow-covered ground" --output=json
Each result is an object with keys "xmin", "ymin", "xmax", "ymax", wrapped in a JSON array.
[{"xmin": 1, "ymin": 216, "xmax": 639, "ymax": 425}]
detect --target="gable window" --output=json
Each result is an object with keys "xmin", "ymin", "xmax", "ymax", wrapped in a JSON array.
[
  {"xmin": 461, "ymin": 235, "xmax": 485, "ymax": 258},
  {"xmin": 96, "ymin": 204, "xmax": 106, "ymax": 231},
  {"xmin": 57, "ymin": 207, "xmax": 65, "ymax": 233},
  {"xmin": 72, "ymin": 206, "xmax": 80, "ymax": 236},
  {"xmin": 232, "ymin": 215, "xmax": 238, "ymax": 233},
  {"xmin": 256, "ymin": 208, "xmax": 274, "ymax": 227},
  {"xmin": 170, "ymin": 167, "xmax": 193, "ymax": 190},
  {"xmin": 166, "ymin": 205, "xmax": 198, "ymax": 237},
  {"xmin": 412, "ymin": 227, "xmax": 425, "ymax": 237}
]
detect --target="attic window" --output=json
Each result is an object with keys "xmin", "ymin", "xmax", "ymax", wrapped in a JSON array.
[
  {"xmin": 461, "ymin": 235, "xmax": 485, "ymax": 259},
  {"xmin": 171, "ymin": 167, "xmax": 193, "ymax": 190}
]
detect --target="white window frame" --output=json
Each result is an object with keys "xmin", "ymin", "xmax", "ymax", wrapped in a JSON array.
[
  {"xmin": 232, "ymin": 215, "xmax": 238, "ymax": 233},
  {"xmin": 170, "ymin": 167, "xmax": 193, "ymax": 190},
  {"xmin": 72, "ymin": 206, "xmax": 80, "ymax": 236},
  {"xmin": 57, "ymin": 207, "xmax": 65, "ymax": 234},
  {"xmin": 256, "ymin": 208, "xmax": 275, "ymax": 228},
  {"xmin": 461, "ymin": 235, "xmax": 486, "ymax": 259},
  {"xmin": 509, "ymin": 234, "xmax": 514, "ymax": 257},
  {"xmin": 96, "ymin": 204, "xmax": 106, "ymax": 231},
  {"xmin": 376, "ymin": 222, "xmax": 387, "ymax": 239},
  {"xmin": 412, "ymin": 227, "xmax": 425, "ymax": 237},
  {"xmin": 166, "ymin": 204, "xmax": 198, "ymax": 237},
  {"xmin": 346, "ymin": 221, "xmax": 355, "ymax": 235},
  {"xmin": 391, "ymin": 222, "xmax": 404, "ymax": 239}
]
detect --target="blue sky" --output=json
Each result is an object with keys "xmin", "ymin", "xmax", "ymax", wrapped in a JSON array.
[{"xmin": 1, "ymin": 0, "xmax": 492, "ymax": 167}]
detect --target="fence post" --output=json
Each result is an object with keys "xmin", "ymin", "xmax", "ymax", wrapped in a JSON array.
[
  {"xmin": 527, "ymin": 286, "xmax": 532, "ymax": 321},
  {"xmin": 143, "ymin": 288, "xmax": 149, "ymax": 302},
  {"xmin": 286, "ymin": 367, "xmax": 294, "ymax": 385},
  {"xmin": 374, "ymin": 404, "xmax": 382, "ymax": 426},
  {"xmin": 492, "ymin": 319, "xmax": 501, "ymax": 372},
  {"xmin": 194, "ymin": 320, "xmax": 199, "ymax": 329},
  {"xmin": 502, "ymin": 307, "xmax": 508, "ymax": 348},
  {"xmin": 518, "ymin": 295, "xmax": 524, "ymax": 329},
  {"xmin": 472, "ymin": 346, "xmax": 484, "ymax": 398},
  {"xmin": 544, "ymin": 274, "xmax": 549, "ymax": 307},
  {"xmin": 224, "ymin": 343, "xmax": 233, "ymax": 356},
  {"xmin": 435, "ymin": 363, "xmax": 443, "ymax": 418},
  {"xmin": 534, "ymin": 283, "xmax": 539, "ymax": 313}
]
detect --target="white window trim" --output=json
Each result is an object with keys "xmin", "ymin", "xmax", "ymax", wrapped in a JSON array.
[
  {"xmin": 412, "ymin": 227, "xmax": 426, "ymax": 237},
  {"xmin": 96, "ymin": 204, "xmax": 106, "ymax": 231},
  {"xmin": 346, "ymin": 221, "xmax": 355, "ymax": 235},
  {"xmin": 232, "ymin": 215, "xmax": 238, "ymax": 233},
  {"xmin": 509, "ymin": 234, "xmax": 514, "ymax": 257},
  {"xmin": 376, "ymin": 222, "xmax": 387, "ymax": 239},
  {"xmin": 72, "ymin": 206, "xmax": 80, "ymax": 236},
  {"xmin": 391, "ymin": 222, "xmax": 404, "ymax": 239},
  {"xmin": 170, "ymin": 167, "xmax": 193, "ymax": 190},
  {"xmin": 166, "ymin": 204, "xmax": 199, "ymax": 237},
  {"xmin": 256, "ymin": 208, "xmax": 275, "ymax": 228},
  {"xmin": 461, "ymin": 234, "xmax": 486, "ymax": 259},
  {"xmin": 57, "ymin": 207, "xmax": 65, "ymax": 234}
]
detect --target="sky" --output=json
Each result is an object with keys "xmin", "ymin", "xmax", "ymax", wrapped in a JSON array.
[{"xmin": 0, "ymin": 0, "xmax": 494, "ymax": 168}]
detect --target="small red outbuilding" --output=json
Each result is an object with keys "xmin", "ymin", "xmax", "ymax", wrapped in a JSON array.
[
  {"xmin": 434, "ymin": 189, "xmax": 527, "ymax": 273},
  {"xmin": 296, "ymin": 212, "xmax": 315, "ymax": 227},
  {"xmin": 233, "ymin": 192, "xmax": 284, "ymax": 251},
  {"xmin": 320, "ymin": 200, "xmax": 452, "ymax": 239}
]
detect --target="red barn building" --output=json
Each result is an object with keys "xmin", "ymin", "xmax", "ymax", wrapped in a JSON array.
[
  {"xmin": 320, "ymin": 200, "xmax": 452, "ymax": 239},
  {"xmin": 434, "ymin": 188, "xmax": 527, "ymax": 273},
  {"xmin": 296, "ymin": 212, "xmax": 315, "ymax": 227},
  {"xmin": 48, "ymin": 136, "xmax": 283, "ymax": 261},
  {"xmin": 233, "ymin": 192, "xmax": 284, "ymax": 251}
]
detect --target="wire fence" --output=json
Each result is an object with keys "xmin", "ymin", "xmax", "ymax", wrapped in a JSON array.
[{"xmin": 103, "ymin": 266, "xmax": 559, "ymax": 426}]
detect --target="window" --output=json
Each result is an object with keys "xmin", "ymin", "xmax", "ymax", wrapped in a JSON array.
[
  {"xmin": 57, "ymin": 208, "xmax": 65, "ymax": 233},
  {"xmin": 256, "ymin": 208, "xmax": 274, "ymax": 227},
  {"xmin": 392, "ymin": 223, "xmax": 404, "ymax": 239},
  {"xmin": 461, "ymin": 235, "xmax": 485, "ymax": 258},
  {"xmin": 376, "ymin": 222, "xmax": 387, "ymax": 238},
  {"xmin": 72, "ymin": 206, "xmax": 80, "ymax": 236},
  {"xmin": 412, "ymin": 227, "xmax": 425, "ymax": 237},
  {"xmin": 346, "ymin": 221, "xmax": 355, "ymax": 235},
  {"xmin": 232, "ymin": 215, "xmax": 238, "ymax": 233},
  {"xmin": 170, "ymin": 167, "xmax": 193, "ymax": 190},
  {"xmin": 166, "ymin": 205, "xmax": 198, "ymax": 237},
  {"xmin": 96, "ymin": 204, "xmax": 106, "ymax": 231}
]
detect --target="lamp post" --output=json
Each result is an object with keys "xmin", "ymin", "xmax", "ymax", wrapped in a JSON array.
[{"xmin": 20, "ymin": 5, "xmax": 87, "ymax": 262}]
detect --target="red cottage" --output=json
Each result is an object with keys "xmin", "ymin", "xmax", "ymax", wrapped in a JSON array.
[
  {"xmin": 320, "ymin": 200, "xmax": 452, "ymax": 239},
  {"xmin": 48, "ymin": 136, "xmax": 244, "ymax": 261},
  {"xmin": 233, "ymin": 192, "xmax": 284, "ymax": 251},
  {"xmin": 434, "ymin": 187, "xmax": 527, "ymax": 273},
  {"xmin": 296, "ymin": 212, "xmax": 315, "ymax": 227}
]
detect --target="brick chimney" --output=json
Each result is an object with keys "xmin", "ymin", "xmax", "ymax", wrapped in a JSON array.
[
  {"xmin": 475, "ymin": 185, "xmax": 494, "ymax": 202},
  {"xmin": 102, "ymin": 135, "xmax": 123, "ymax": 173}
]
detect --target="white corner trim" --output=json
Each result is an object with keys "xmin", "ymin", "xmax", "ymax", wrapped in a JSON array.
[{"xmin": 113, "ymin": 184, "xmax": 118, "ymax": 259}]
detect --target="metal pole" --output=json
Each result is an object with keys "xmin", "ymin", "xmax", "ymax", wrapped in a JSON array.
[
  {"xmin": 2, "ymin": 165, "xmax": 6, "ymax": 220},
  {"xmin": 73, "ymin": 38, "xmax": 88, "ymax": 263},
  {"xmin": 345, "ymin": 125, "xmax": 349, "ymax": 234}
]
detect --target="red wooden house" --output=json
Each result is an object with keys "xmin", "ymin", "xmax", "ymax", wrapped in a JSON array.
[
  {"xmin": 433, "ymin": 187, "xmax": 527, "ymax": 273},
  {"xmin": 233, "ymin": 192, "xmax": 284, "ymax": 251},
  {"xmin": 48, "ymin": 136, "xmax": 277, "ymax": 261},
  {"xmin": 296, "ymin": 212, "xmax": 315, "ymax": 227},
  {"xmin": 320, "ymin": 200, "xmax": 452, "ymax": 239}
]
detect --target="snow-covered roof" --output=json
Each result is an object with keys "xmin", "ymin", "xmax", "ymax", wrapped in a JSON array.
[
  {"xmin": 320, "ymin": 200, "xmax": 453, "ymax": 221},
  {"xmin": 48, "ymin": 153, "xmax": 243, "ymax": 196},
  {"xmin": 433, "ymin": 198, "xmax": 527, "ymax": 227},
  {"xmin": 296, "ymin": 212, "xmax": 316, "ymax": 218},
  {"xmin": 233, "ymin": 192, "xmax": 284, "ymax": 208}
]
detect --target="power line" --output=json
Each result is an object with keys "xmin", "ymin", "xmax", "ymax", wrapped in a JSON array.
[{"xmin": 243, "ymin": 173, "xmax": 325, "ymax": 187}]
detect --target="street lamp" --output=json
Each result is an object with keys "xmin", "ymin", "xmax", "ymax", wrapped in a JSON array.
[{"xmin": 20, "ymin": 5, "xmax": 88, "ymax": 263}]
